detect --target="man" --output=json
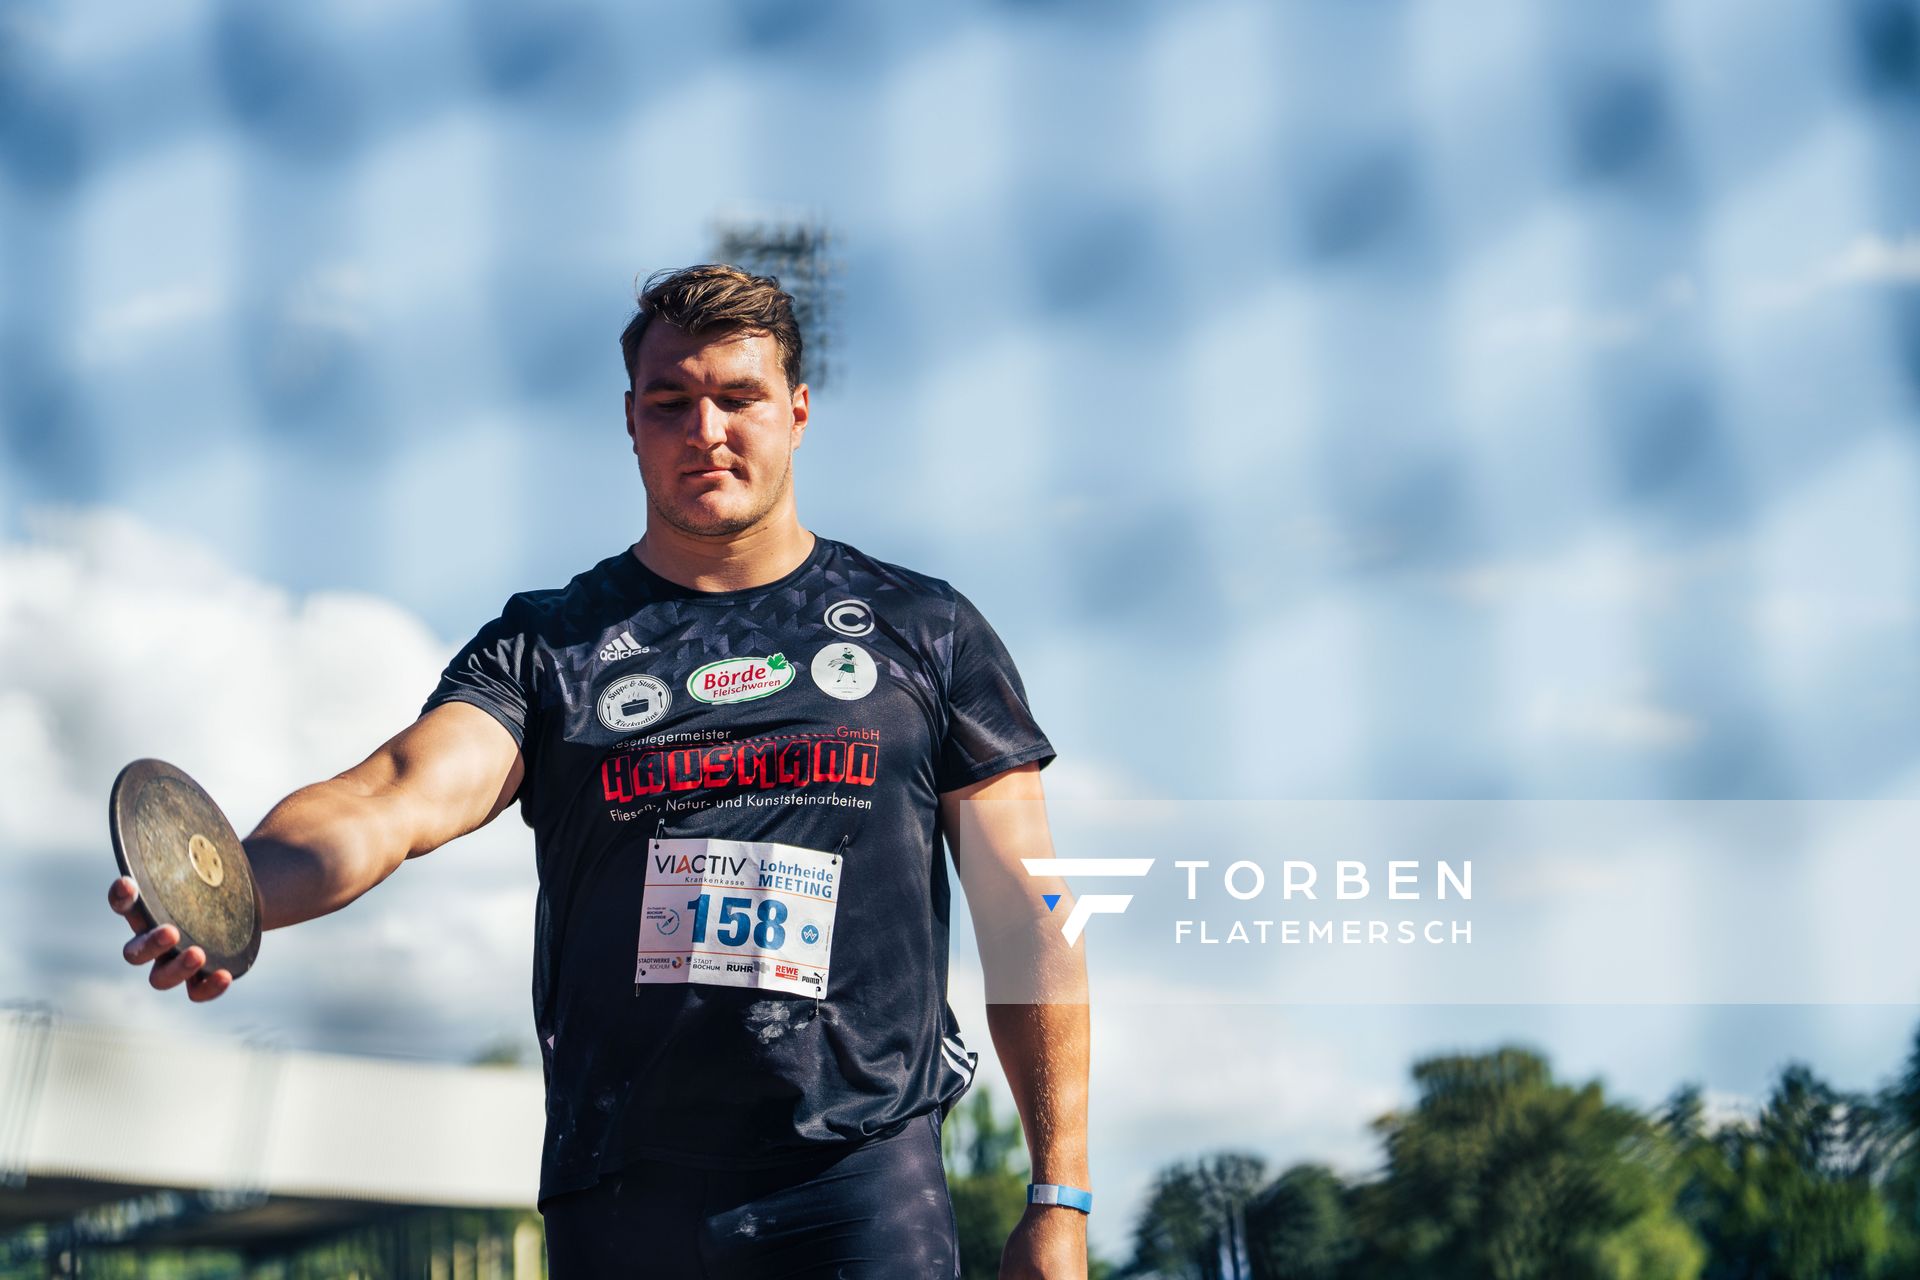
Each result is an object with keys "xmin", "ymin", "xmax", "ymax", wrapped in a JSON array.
[{"xmin": 110, "ymin": 264, "xmax": 1091, "ymax": 1278}]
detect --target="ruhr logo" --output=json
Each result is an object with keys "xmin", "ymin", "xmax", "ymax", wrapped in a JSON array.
[{"xmin": 1022, "ymin": 858, "xmax": 1155, "ymax": 946}]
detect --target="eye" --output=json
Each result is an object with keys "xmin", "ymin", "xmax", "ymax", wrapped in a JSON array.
[
  {"xmin": 648, "ymin": 398, "xmax": 688, "ymax": 412},
  {"xmin": 721, "ymin": 397, "xmax": 753, "ymax": 411}
]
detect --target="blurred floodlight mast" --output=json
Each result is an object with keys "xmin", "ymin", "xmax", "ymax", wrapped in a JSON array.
[{"xmin": 709, "ymin": 213, "xmax": 841, "ymax": 388}]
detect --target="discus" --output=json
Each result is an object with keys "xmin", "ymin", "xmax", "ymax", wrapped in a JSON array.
[{"xmin": 109, "ymin": 759, "xmax": 263, "ymax": 979}]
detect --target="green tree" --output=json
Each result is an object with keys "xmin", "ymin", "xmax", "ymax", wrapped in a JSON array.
[
  {"xmin": 940, "ymin": 1088, "xmax": 1115, "ymax": 1280},
  {"xmin": 1666, "ymin": 1064, "xmax": 1890, "ymax": 1280},
  {"xmin": 468, "ymin": 1035, "xmax": 534, "ymax": 1068},
  {"xmin": 1351, "ymin": 1046, "xmax": 1702, "ymax": 1280},
  {"xmin": 945, "ymin": 1089, "xmax": 1032, "ymax": 1280},
  {"xmin": 1244, "ymin": 1163, "xmax": 1356, "ymax": 1280},
  {"xmin": 1871, "ymin": 1027, "xmax": 1920, "ymax": 1276},
  {"xmin": 1122, "ymin": 1152, "xmax": 1269, "ymax": 1279}
]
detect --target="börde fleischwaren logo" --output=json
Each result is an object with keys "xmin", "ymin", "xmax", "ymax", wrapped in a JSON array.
[{"xmin": 687, "ymin": 653, "xmax": 795, "ymax": 704}]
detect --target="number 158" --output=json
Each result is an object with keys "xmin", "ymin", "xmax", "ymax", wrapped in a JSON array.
[{"xmin": 687, "ymin": 893, "xmax": 788, "ymax": 949}]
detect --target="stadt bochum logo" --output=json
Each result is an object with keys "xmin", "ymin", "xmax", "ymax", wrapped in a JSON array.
[{"xmin": 1021, "ymin": 858, "xmax": 1155, "ymax": 946}]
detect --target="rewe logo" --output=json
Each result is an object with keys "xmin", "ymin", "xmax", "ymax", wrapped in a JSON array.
[
  {"xmin": 1021, "ymin": 858, "xmax": 1155, "ymax": 946},
  {"xmin": 599, "ymin": 630, "xmax": 650, "ymax": 662}
]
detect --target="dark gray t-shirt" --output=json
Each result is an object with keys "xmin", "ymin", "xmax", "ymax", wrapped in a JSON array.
[{"xmin": 420, "ymin": 536, "xmax": 1053, "ymax": 1203}]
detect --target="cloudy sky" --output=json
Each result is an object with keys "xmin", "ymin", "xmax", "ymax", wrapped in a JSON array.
[{"xmin": 5, "ymin": 0, "xmax": 1920, "ymax": 1255}]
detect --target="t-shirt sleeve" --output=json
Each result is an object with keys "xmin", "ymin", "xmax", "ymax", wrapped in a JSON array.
[
  {"xmin": 935, "ymin": 590, "xmax": 1055, "ymax": 792},
  {"xmin": 419, "ymin": 597, "xmax": 538, "ymax": 750}
]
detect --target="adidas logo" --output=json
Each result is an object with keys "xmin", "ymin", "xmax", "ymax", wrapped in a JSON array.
[{"xmin": 598, "ymin": 630, "xmax": 650, "ymax": 663}]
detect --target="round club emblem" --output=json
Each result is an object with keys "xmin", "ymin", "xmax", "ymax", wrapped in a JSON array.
[
  {"xmin": 811, "ymin": 642, "xmax": 878, "ymax": 701},
  {"xmin": 800, "ymin": 923, "xmax": 820, "ymax": 946},
  {"xmin": 824, "ymin": 599, "xmax": 875, "ymax": 638},
  {"xmin": 598, "ymin": 673, "xmax": 671, "ymax": 731}
]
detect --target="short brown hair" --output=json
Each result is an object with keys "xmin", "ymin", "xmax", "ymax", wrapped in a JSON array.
[{"xmin": 619, "ymin": 264, "xmax": 804, "ymax": 391}]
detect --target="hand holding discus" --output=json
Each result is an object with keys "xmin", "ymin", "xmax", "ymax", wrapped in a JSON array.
[{"xmin": 108, "ymin": 759, "xmax": 263, "ymax": 1003}]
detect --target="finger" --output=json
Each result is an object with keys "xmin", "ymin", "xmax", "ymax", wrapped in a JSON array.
[
  {"xmin": 149, "ymin": 945, "xmax": 205, "ymax": 991},
  {"xmin": 123, "ymin": 925, "xmax": 180, "ymax": 966},
  {"xmin": 108, "ymin": 877, "xmax": 141, "ymax": 922},
  {"xmin": 187, "ymin": 968, "xmax": 232, "ymax": 1003}
]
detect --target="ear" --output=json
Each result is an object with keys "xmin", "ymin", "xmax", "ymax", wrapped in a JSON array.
[
  {"xmin": 789, "ymin": 382, "xmax": 810, "ymax": 450},
  {"xmin": 625, "ymin": 389, "xmax": 638, "ymax": 448}
]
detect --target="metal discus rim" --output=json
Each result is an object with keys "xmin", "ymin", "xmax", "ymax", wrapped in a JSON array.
[{"xmin": 109, "ymin": 758, "xmax": 263, "ymax": 979}]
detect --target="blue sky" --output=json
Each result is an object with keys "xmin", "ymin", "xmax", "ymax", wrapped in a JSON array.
[{"xmin": 5, "ymin": 0, "xmax": 1920, "ymax": 1254}]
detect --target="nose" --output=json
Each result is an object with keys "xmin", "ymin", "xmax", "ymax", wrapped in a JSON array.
[{"xmin": 690, "ymin": 397, "xmax": 728, "ymax": 447}]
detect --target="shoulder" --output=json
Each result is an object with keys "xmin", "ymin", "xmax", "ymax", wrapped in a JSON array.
[
  {"xmin": 821, "ymin": 538, "xmax": 960, "ymax": 615},
  {"xmin": 819, "ymin": 539, "xmax": 982, "ymax": 661},
  {"xmin": 489, "ymin": 551, "xmax": 633, "ymax": 636},
  {"xmin": 814, "ymin": 541, "xmax": 1027, "ymax": 695},
  {"xmin": 815, "ymin": 542, "xmax": 1029, "ymax": 659}
]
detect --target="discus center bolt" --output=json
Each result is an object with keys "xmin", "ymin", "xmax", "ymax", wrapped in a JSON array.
[{"xmin": 187, "ymin": 833, "xmax": 224, "ymax": 887}]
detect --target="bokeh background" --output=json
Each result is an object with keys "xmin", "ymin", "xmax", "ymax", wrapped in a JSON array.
[{"xmin": 5, "ymin": 0, "xmax": 1920, "ymax": 1266}]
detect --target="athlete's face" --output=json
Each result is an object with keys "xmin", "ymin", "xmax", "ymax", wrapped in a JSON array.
[{"xmin": 625, "ymin": 324, "xmax": 809, "ymax": 538}]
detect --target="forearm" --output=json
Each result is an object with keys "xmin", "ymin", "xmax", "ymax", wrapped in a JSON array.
[
  {"xmin": 985, "ymin": 986, "xmax": 1091, "ymax": 1187},
  {"xmin": 243, "ymin": 776, "xmax": 410, "ymax": 930}
]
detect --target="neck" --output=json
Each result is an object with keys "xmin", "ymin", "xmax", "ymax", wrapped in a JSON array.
[{"xmin": 632, "ymin": 507, "xmax": 815, "ymax": 593}]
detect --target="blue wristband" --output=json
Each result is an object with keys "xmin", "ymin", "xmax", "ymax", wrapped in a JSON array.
[{"xmin": 1027, "ymin": 1183, "xmax": 1093, "ymax": 1213}]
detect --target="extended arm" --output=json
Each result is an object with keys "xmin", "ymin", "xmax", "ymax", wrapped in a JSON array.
[
  {"xmin": 941, "ymin": 762, "xmax": 1090, "ymax": 1279},
  {"xmin": 112, "ymin": 700, "xmax": 524, "ymax": 999},
  {"xmin": 246, "ymin": 700, "xmax": 525, "ymax": 929}
]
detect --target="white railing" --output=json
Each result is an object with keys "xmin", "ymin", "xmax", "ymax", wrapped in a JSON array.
[{"xmin": 0, "ymin": 1007, "xmax": 543, "ymax": 1208}]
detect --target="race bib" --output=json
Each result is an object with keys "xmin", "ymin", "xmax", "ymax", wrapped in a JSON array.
[{"xmin": 634, "ymin": 837, "xmax": 841, "ymax": 998}]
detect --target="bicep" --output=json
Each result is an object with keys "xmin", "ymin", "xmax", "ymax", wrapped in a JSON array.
[
  {"xmin": 341, "ymin": 701, "xmax": 525, "ymax": 858},
  {"xmin": 941, "ymin": 762, "xmax": 1057, "ymax": 920},
  {"xmin": 943, "ymin": 764, "xmax": 1086, "ymax": 1003}
]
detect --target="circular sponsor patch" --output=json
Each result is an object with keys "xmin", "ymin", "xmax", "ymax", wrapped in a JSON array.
[
  {"xmin": 598, "ymin": 673, "xmax": 671, "ymax": 731},
  {"xmin": 811, "ymin": 642, "xmax": 877, "ymax": 701},
  {"xmin": 824, "ymin": 598, "xmax": 875, "ymax": 638}
]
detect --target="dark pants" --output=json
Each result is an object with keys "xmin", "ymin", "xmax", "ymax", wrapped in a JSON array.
[{"xmin": 541, "ymin": 1111, "xmax": 961, "ymax": 1279}]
